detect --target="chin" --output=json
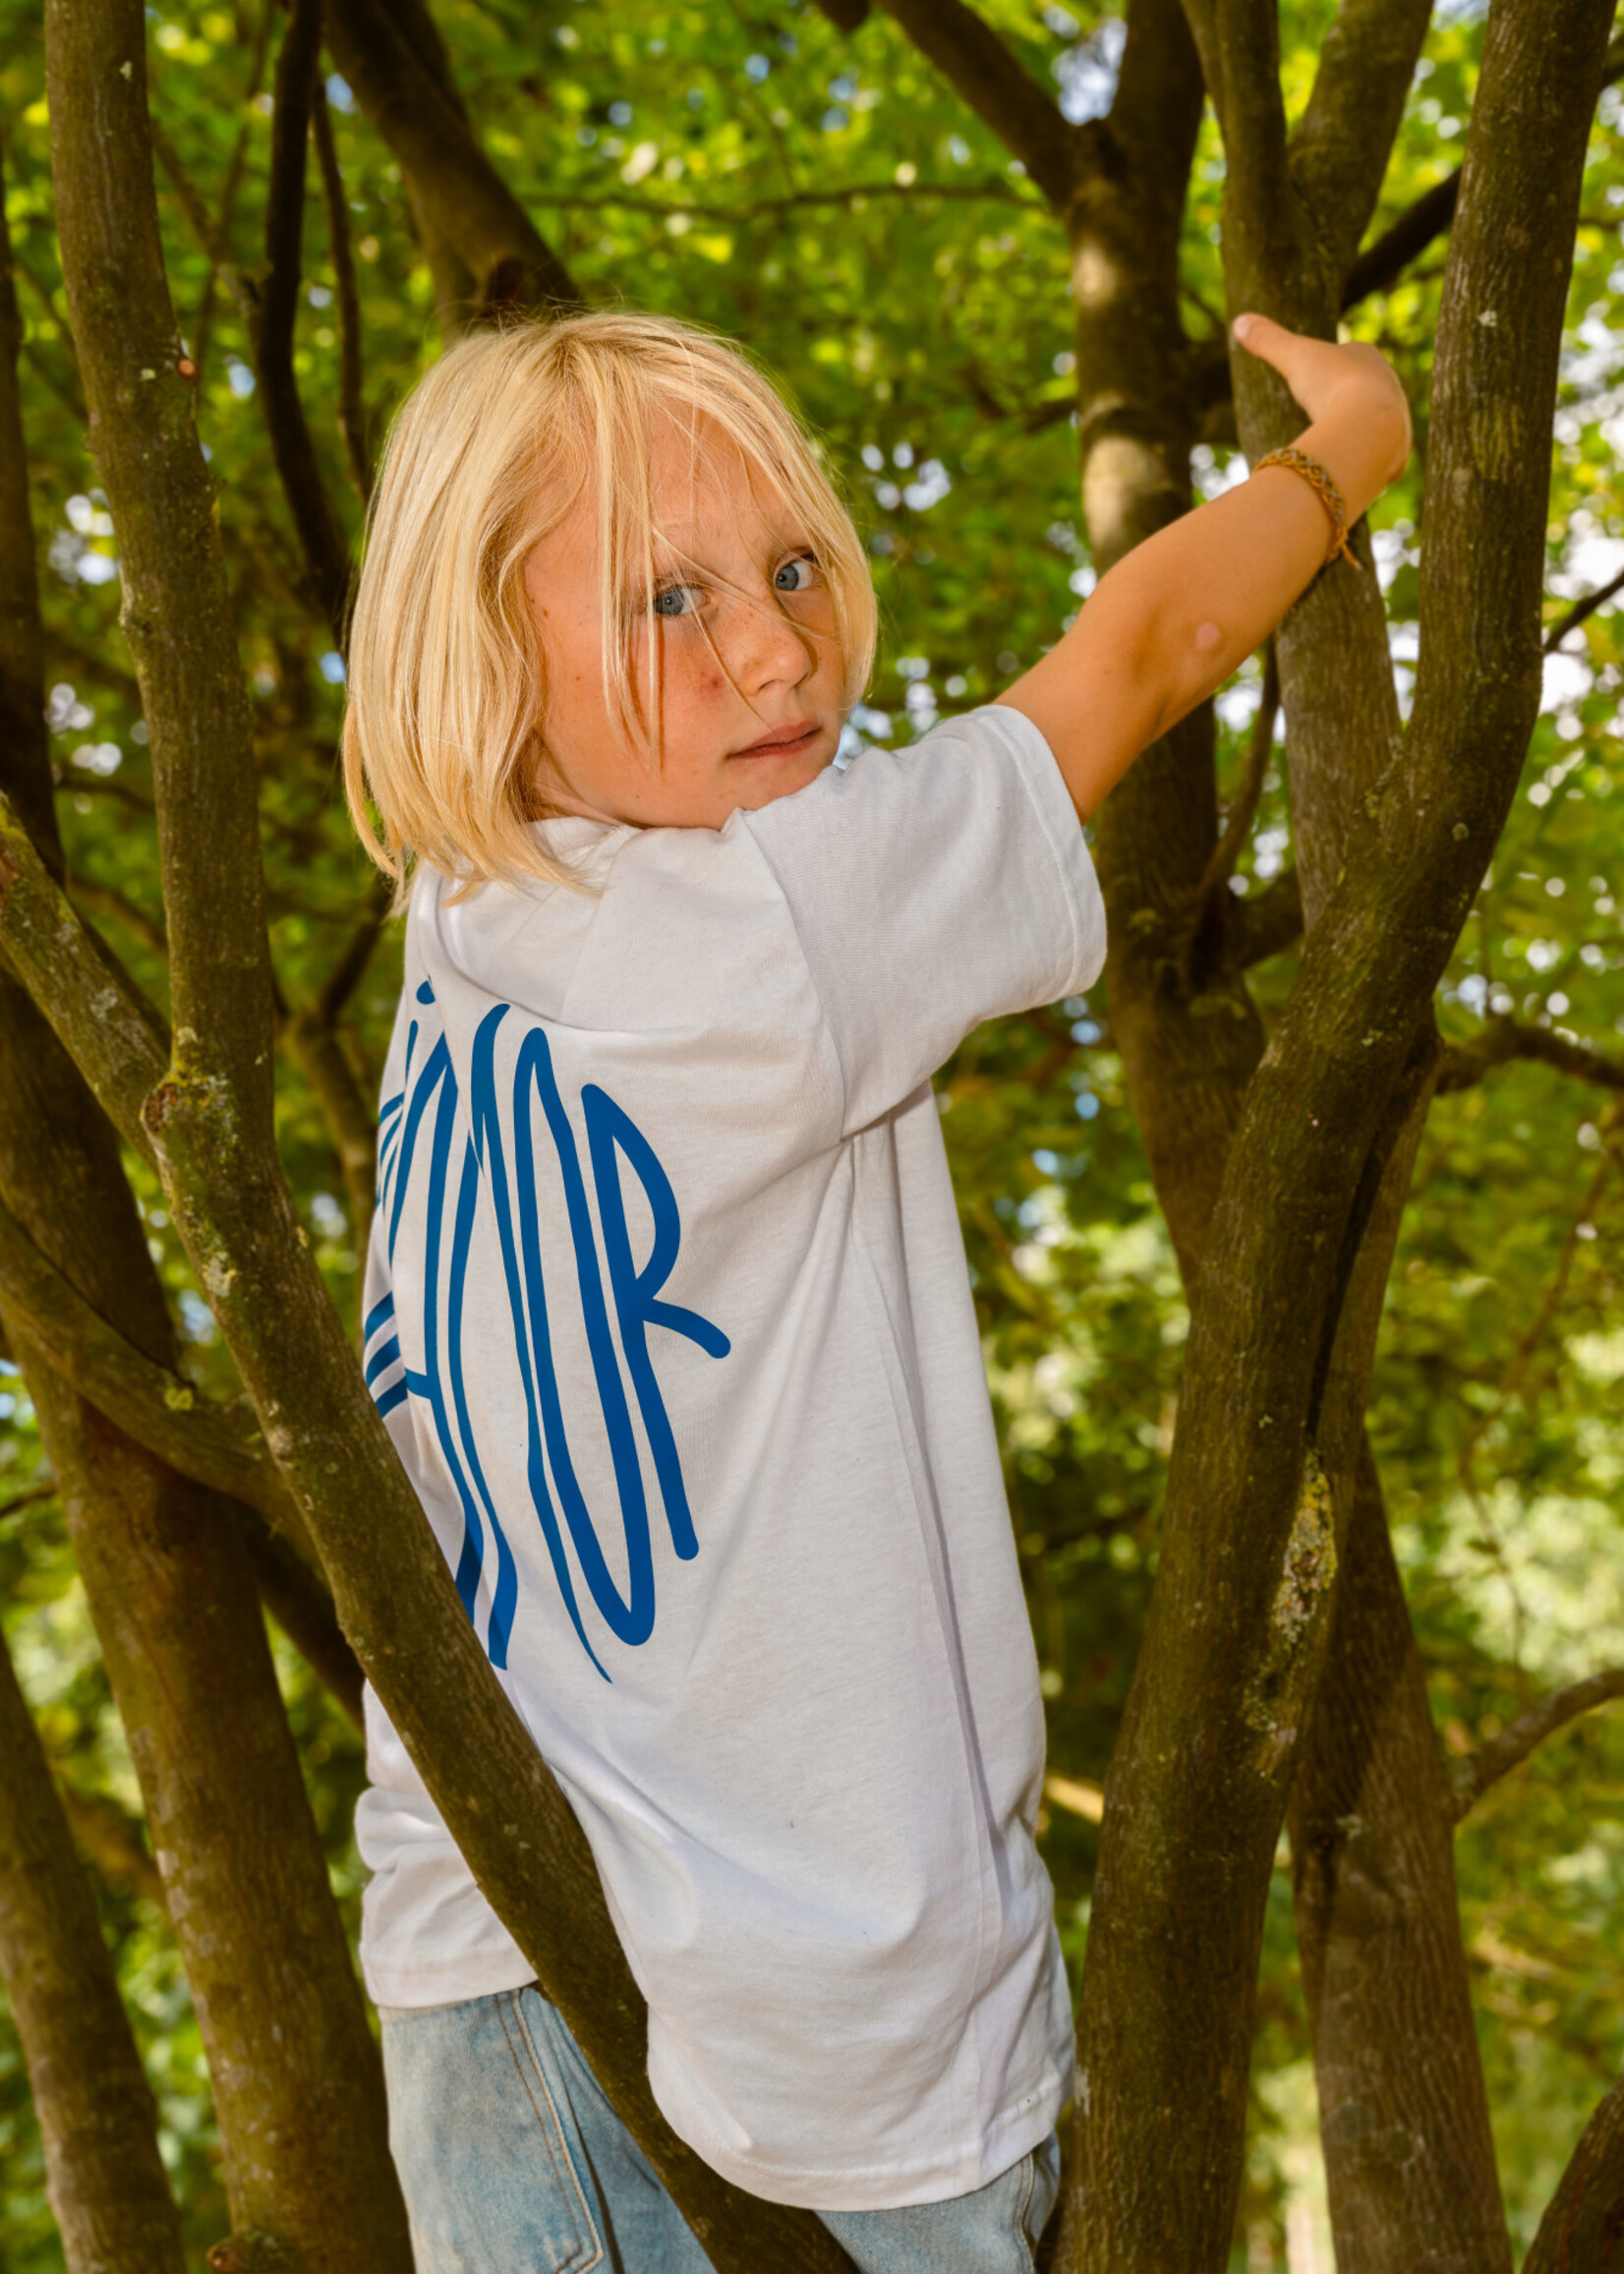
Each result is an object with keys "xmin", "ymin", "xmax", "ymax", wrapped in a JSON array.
[{"xmin": 734, "ymin": 749, "xmax": 833, "ymax": 811}]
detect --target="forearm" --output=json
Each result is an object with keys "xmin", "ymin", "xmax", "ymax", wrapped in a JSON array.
[
  {"xmin": 999, "ymin": 317, "xmax": 1410, "ymax": 823},
  {"xmin": 1115, "ymin": 404, "xmax": 1394, "ymax": 747}
]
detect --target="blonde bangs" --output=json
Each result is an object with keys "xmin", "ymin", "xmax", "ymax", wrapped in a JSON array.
[{"xmin": 342, "ymin": 313, "xmax": 876, "ymax": 902}]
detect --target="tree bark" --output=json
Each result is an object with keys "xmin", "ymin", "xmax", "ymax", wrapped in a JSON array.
[{"xmin": 0, "ymin": 1628, "xmax": 187, "ymax": 2274}]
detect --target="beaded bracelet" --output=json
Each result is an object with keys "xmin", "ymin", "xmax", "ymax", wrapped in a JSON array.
[{"xmin": 1252, "ymin": 445, "xmax": 1361, "ymax": 570}]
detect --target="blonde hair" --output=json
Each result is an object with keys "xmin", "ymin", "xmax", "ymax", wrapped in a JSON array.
[{"xmin": 342, "ymin": 311, "xmax": 876, "ymax": 897}]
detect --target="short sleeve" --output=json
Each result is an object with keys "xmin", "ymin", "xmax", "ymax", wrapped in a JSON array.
[{"xmin": 737, "ymin": 705, "xmax": 1106, "ymax": 1135}]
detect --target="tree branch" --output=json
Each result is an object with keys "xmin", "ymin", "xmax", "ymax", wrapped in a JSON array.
[
  {"xmin": 1523, "ymin": 2070, "xmax": 1624, "ymax": 2274},
  {"xmin": 52, "ymin": 1778, "xmax": 168, "ymax": 1909},
  {"xmin": 235, "ymin": 1511, "xmax": 366, "ymax": 1727},
  {"xmin": 1341, "ymin": 31, "xmax": 1624, "ymax": 312},
  {"xmin": 0, "ymin": 1182, "xmax": 316, "ymax": 1556},
  {"xmin": 1341, "ymin": 171, "xmax": 1461, "ymax": 309},
  {"xmin": 0, "ymin": 795, "xmax": 171, "ymax": 1165},
  {"xmin": 528, "ymin": 176, "xmax": 1037, "ymax": 221},
  {"xmin": 1544, "ymin": 562, "xmax": 1624, "ymax": 652},
  {"xmin": 311, "ymin": 79, "xmax": 371, "ymax": 502},
  {"xmin": 261, "ymin": 0, "xmax": 352, "ymax": 642},
  {"xmin": 148, "ymin": 114, "xmax": 259, "ymax": 330},
  {"xmin": 1230, "ymin": 864, "xmax": 1303, "ymax": 967},
  {"xmin": 0, "ymin": 1632, "xmax": 187, "ymax": 2274},
  {"xmin": 1196, "ymin": 642, "xmax": 1279, "ymax": 907},
  {"xmin": 872, "ymin": 0, "xmax": 1085, "ymax": 212},
  {"xmin": 1290, "ymin": 0, "xmax": 1434, "ymax": 274},
  {"xmin": 0, "ymin": 145, "xmax": 54, "ymax": 865},
  {"xmin": 324, "ymin": 0, "xmax": 581, "ymax": 312},
  {"xmin": 1449, "ymin": 1667, "xmax": 1624, "ymax": 1820},
  {"xmin": 1435, "ymin": 1018, "xmax": 1624, "ymax": 1096},
  {"xmin": 189, "ymin": 5, "xmax": 272, "ymax": 379},
  {"xmin": 71, "ymin": 873, "xmax": 168, "ymax": 960}
]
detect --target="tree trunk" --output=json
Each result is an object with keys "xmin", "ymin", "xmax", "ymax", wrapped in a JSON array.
[
  {"xmin": 1068, "ymin": 0, "xmax": 1614, "ymax": 2255},
  {"xmin": 1288, "ymin": 1445, "xmax": 1512, "ymax": 2273},
  {"xmin": 0, "ymin": 1627, "xmax": 187, "ymax": 2274}
]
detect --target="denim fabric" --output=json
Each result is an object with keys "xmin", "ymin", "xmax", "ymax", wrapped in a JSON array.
[{"xmin": 379, "ymin": 1985, "xmax": 1060, "ymax": 2274}]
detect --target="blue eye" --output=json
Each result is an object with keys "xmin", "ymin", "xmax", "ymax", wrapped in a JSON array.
[
  {"xmin": 775, "ymin": 555, "xmax": 816, "ymax": 594},
  {"xmin": 653, "ymin": 584, "xmax": 699, "ymax": 617}
]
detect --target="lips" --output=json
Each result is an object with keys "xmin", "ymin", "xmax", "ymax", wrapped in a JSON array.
[{"xmin": 731, "ymin": 719, "xmax": 820, "ymax": 758}]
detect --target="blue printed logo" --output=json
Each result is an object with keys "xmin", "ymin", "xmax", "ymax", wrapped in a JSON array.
[{"xmin": 366, "ymin": 984, "xmax": 729, "ymax": 1679}]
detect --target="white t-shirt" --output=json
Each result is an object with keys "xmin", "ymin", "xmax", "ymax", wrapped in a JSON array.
[{"xmin": 354, "ymin": 704, "xmax": 1107, "ymax": 2210}]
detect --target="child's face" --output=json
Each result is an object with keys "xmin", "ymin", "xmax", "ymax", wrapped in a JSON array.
[{"xmin": 524, "ymin": 422, "xmax": 846, "ymax": 830}]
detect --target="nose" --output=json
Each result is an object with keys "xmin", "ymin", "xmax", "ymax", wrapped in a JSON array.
[{"xmin": 725, "ymin": 588, "xmax": 814, "ymax": 695}]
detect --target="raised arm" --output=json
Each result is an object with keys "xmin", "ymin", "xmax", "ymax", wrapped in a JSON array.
[{"xmin": 999, "ymin": 317, "xmax": 1412, "ymax": 821}]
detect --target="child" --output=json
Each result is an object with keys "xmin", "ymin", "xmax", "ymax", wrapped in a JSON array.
[{"xmin": 342, "ymin": 309, "xmax": 1408, "ymax": 2274}]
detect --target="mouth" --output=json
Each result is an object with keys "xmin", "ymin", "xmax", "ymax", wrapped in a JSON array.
[{"xmin": 729, "ymin": 718, "xmax": 823, "ymax": 760}]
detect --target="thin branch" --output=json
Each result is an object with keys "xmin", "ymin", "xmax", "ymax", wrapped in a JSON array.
[
  {"xmin": 260, "ymin": 0, "xmax": 352, "ymax": 643},
  {"xmin": 1455, "ymin": 1139, "xmax": 1614, "ymax": 1487},
  {"xmin": 315, "ymin": 871, "xmax": 391, "ymax": 1022},
  {"xmin": 1230, "ymin": 864, "xmax": 1303, "ymax": 968},
  {"xmin": 148, "ymin": 114, "xmax": 257, "ymax": 319},
  {"xmin": 8, "ymin": 240, "xmax": 87, "ymax": 426},
  {"xmin": 0, "ymin": 1182, "xmax": 317, "ymax": 1557},
  {"xmin": 190, "ymin": 7, "xmax": 273, "ymax": 379},
  {"xmin": 53, "ymin": 1780, "xmax": 168, "ymax": 1908},
  {"xmin": 1196, "ymin": 642, "xmax": 1279, "ymax": 907},
  {"xmin": 0, "ymin": 1480, "xmax": 57, "ymax": 1517},
  {"xmin": 71, "ymin": 874, "xmax": 168, "ymax": 959},
  {"xmin": 527, "ymin": 177, "xmax": 1038, "ymax": 221},
  {"xmin": 51, "ymin": 772, "xmax": 155, "ymax": 824},
  {"xmin": 1544, "ymin": 563, "xmax": 1624, "ymax": 652},
  {"xmin": 871, "ymin": 0, "xmax": 1084, "ymax": 213},
  {"xmin": 1343, "ymin": 171, "xmax": 1460, "ymax": 310},
  {"xmin": 809, "ymin": 0, "xmax": 872, "ymax": 28},
  {"xmin": 311, "ymin": 80, "xmax": 371, "ymax": 503},
  {"xmin": 236, "ymin": 1513, "xmax": 365, "ymax": 1727},
  {"xmin": 1436, "ymin": 1019, "xmax": 1624, "ymax": 1096},
  {"xmin": 1450, "ymin": 1667, "xmax": 1624, "ymax": 1820}
]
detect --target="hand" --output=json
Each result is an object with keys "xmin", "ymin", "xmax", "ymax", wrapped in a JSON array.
[{"xmin": 1233, "ymin": 313, "xmax": 1412, "ymax": 487}]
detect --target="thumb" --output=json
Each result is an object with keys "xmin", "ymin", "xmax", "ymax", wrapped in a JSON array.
[{"xmin": 1232, "ymin": 311, "xmax": 1301, "ymax": 375}]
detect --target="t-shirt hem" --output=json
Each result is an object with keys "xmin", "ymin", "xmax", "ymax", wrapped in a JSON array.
[
  {"xmin": 360, "ymin": 1948, "xmax": 537, "ymax": 2011},
  {"xmin": 652, "ymin": 2066, "xmax": 1067, "ymax": 2212}
]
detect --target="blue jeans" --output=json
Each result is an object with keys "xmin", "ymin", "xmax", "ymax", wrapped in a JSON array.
[{"xmin": 378, "ymin": 1984, "xmax": 1060, "ymax": 2274}]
